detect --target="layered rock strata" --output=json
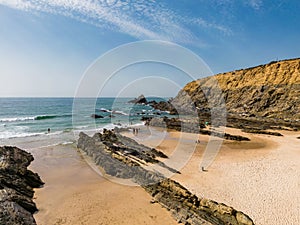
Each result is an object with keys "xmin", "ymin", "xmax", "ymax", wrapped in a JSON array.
[
  {"xmin": 78, "ymin": 130, "xmax": 254, "ymax": 225},
  {"xmin": 0, "ymin": 146, "xmax": 44, "ymax": 225}
]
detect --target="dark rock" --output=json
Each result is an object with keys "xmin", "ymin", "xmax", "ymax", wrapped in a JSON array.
[
  {"xmin": 91, "ymin": 114, "xmax": 104, "ymax": 119},
  {"xmin": 242, "ymin": 129, "xmax": 283, "ymax": 136},
  {"xmin": 149, "ymin": 99, "xmax": 178, "ymax": 115},
  {"xmin": 0, "ymin": 146, "xmax": 44, "ymax": 225},
  {"xmin": 128, "ymin": 94, "xmax": 148, "ymax": 104},
  {"xmin": 146, "ymin": 117, "xmax": 250, "ymax": 141},
  {"xmin": 77, "ymin": 131, "xmax": 254, "ymax": 225}
]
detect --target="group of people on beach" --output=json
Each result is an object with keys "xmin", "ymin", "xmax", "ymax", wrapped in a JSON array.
[{"xmin": 132, "ymin": 128, "xmax": 139, "ymax": 135}]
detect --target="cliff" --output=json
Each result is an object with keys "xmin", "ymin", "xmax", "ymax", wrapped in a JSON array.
[
  {"xmin": 0, "ymin": 146, "xmax": 44, "ymax": 225},
  {"xmin": 173, "ymin": 58, "xmax": 300, "ymax": 122}
]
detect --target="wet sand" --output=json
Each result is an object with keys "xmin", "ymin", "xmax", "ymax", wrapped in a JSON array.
[{"xmin": 28, "ymin": 144, "xmax": 177, "ymax": 225}]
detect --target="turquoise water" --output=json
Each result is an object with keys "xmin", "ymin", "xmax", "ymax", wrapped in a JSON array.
[{"xmin": 0, "ymin": 97, "xmax": 169, "ymax": 147}]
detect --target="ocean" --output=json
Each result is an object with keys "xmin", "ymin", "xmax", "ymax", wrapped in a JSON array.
[{"xmin": 0, "ymin": 97, "xmax": 169, "ymax": 148}]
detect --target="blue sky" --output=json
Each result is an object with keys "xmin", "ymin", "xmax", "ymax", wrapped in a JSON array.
[{"xmin": 0, "ymin": 0, "xmax": 299, "ymax": 97}]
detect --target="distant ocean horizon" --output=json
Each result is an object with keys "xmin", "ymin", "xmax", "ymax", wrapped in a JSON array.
[{"xmin": 0, "ymin": 97, "xmax": 170, "ymax": 148}]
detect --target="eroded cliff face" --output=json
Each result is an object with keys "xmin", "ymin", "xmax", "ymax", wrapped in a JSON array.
[{"xmin": 173, "ymin": 58, "xmax": 300, "ymax": 121}]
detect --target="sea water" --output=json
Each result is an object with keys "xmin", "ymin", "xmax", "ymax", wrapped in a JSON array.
[{"xmin": 0, "ymin": 97, "xmax": 169, "ymax": 148}]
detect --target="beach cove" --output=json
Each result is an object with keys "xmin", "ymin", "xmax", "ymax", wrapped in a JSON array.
[{"xmin": 18, "ymin": 125, "xmax": 300, "ymax": 225}]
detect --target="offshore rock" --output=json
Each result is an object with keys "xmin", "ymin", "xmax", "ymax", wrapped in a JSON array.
[{"xmin": 128, "ymin": 94, "xmax": 148, "ymax": 104}]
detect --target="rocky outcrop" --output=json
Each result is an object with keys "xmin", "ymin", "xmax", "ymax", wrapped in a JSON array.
[
  {"xmin": 144, "ymin": 117, "xmax": 250, "ymax": 141},
  {"xmin": 148, "ymin": 99, "xmax": 178, "ymax": 115},
  {"xmin": 0, "ymin": 146, "xmax": 44, "ymax": 225},
  {"xmin": 146, "ymin": 179, "xmax": 254, "ymax": 225},
  {"xmin": 172, "ymin": 58, "xmax": 300, "ymax": 126},
  {"xmin": 241, "ymin": 129, "xmax": 283, "ymax": 136},
  {"xmin": 128, "ymin": 94, "xmax": 148, "ymax": 104},
  {"xmin": 77, "ymin": 130, "xmax": 176, "ymax": 182},
  {"xmin": 78, "ymin": 130, "xmax": 254, "ymax": 225},
  {"xmin": 91, "ymin": 114, "xmax": 104, "ymax": 119}
]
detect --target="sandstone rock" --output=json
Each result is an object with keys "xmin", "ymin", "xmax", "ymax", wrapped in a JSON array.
[
  {"xmin": 236, "ymin": 211, "xmax": 254, "ymax": 225},
  {"xmin": 173, "ymin": 58, "xmax": 300, "ymax": 124}
]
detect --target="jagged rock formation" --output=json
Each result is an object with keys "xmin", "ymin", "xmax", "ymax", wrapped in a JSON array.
[
  {"xmin": 0, "ymin": 146, "xmax": 44, "ymax": 225},
  {"xmin": 128, "ymin": 94, "xmax": 148, "ymax": 104},
  {"xmin": 91, "ymin": 114, "xmax": 104, "ymax": 119},
  {"xmin": 241, "ymin": 129, "xmax": 283, "ymax": 136},
  {"xmin": 78, "ymin": 130, "xmax": 254, "ymax": 225},
  {"xmin": 148, "ymin": 99, "xmax": 178, "ymax": 115},
  {"xmin": 172, "ymin": 58, "xmax": 300, "ymax": 124}
]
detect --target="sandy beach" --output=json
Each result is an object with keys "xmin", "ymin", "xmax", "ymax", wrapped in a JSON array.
[
  {"xmin": 128, "ymin": 127, "xmax": 300, "ymax": 225},
  {"xmin": 22, "ymin": 125, "xmax": 300, "ymax": 225},
  {"xmin": 28, "ymin": 144, "xmax": 177, "ymax": 225}
]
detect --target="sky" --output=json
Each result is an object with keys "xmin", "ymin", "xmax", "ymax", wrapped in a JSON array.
[{"xmin": 0, "ymin": 0, "xmax": 299, "ymax": 97}]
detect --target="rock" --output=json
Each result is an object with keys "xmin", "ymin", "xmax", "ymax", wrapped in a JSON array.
[
  {"xmin": 149, "ymin": 100, "xmax": 178, "ymax": 115},
  {"xmin": 128, "ymin": 94, "xmax": 148, "ymax": 104},
  {"xmin": 97, "ymin": 108, "xmax": 110, "ymax": 112},
  {"xmin": 242, "ymin": 129, "xmax": 283, "ymax": 136},
  {"xmin": 0, "ymin": 146, "xmax": 44, "ymax": 225},
  {"xmin": 236, "ymin": 211, "xmax": 254, "ymax": 225},
  {"xmin": 77, "ymin": 131, "xmax": 254, "ymax": 225},
  {"xmin": 91, "ymin": 114, "xmax": 103, "ymax": 119},
  {"xmin": 172, "ymin": 58, "xmax": 300, "ymax": 129},
  {"xmin": 145, "ymin": 117, "xmax": 250, "ymax": 141}
]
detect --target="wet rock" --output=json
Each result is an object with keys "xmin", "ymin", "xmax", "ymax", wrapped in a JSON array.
[{"xmin": 91, "ymin": 114, "xmax": 103, "ymax": 119}]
